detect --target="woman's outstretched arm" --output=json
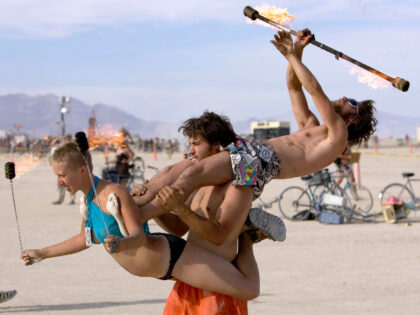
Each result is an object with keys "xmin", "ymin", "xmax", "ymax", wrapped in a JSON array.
[{"xmin": 21, "ymin": 221, "xmax": 89, "ymax": 265}]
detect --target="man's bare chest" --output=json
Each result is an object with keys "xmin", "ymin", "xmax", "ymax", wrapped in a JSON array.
[{"xmin": 189, "ymin": 185, "xmax": 227, "ymax": 219}]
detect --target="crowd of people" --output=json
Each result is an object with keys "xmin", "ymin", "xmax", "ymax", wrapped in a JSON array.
[{"xmin": 0, "ymin": 134, "xmax": 181, "ymax": 157}]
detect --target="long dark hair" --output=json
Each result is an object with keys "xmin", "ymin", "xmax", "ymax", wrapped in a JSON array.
[{"xmin": 347, "ymin": 100, "xmax": 378, "ymax": 147}]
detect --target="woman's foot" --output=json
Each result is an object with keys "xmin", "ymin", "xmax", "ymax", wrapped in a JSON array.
[
  {"xmin": 106, "ymin": 193, "xmax": 128, "ymax": 237},
  {"xmin": 79, "ymin": 196, "xmax": 88, "ymax": 220}
]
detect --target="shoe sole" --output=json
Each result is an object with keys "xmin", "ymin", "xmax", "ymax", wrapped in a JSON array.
[
  {"xmin": 248, "ymin": 208, "xmax": 286, "ymax": 242},
  {"xmin": 0, "ymin": 290, "xmax": 17, "ymax": 303}
]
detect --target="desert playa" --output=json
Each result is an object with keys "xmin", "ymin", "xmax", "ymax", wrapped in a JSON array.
[{"xmin": 1, "ymin": 146, "xmax": 420, "ymax": 314}]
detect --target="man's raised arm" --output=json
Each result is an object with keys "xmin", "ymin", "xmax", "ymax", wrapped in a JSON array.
[
  {"xmin": 286, "ymin": 29, "xmax": 320, "ymax": 129},
  {"xmin": 272, "ymin": 31, "xmax": 345, "ymax": 140}
]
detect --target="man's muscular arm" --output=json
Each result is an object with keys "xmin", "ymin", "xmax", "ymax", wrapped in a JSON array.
[
  {"xmin": 153, "ymin": 212, "xmax": 189, "ymax": 237},
  {"xmin": 131, "ymin": 159, "xmax": 194, "ymax": 208},
  {"xmin": 156, "ymin": 185, "xmax": 252, "ymax": 245}
]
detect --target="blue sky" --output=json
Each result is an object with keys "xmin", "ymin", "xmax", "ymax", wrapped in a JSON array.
[{"xmin": 0, "ymin": 0, "xmax": 418, "ymax": 122}]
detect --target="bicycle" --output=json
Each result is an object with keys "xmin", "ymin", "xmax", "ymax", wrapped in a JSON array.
[
  {"xmin": 277, "ymin": 169, "xmax": 347, "ymax": 221},
  {"xmin": 103, "ymin": 155, "xmax": 146, "ymax": 190},
  {"xmin": 317, "ymin": 190, "xmax": 377, "ymax": 223},
  {"xmin": 379, "ymin": 172, "xmax": 420, "ymax": 210},
  {"xmin": 329, "ymin": 168, "xmax": 374, "ymax": 214},
  {"xmin": 127, "ymin": 156, "xmax": 146, "ymax": 189}
]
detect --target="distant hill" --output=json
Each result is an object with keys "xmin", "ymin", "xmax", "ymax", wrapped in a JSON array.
[
  {"xmin": 0, "ymin": 94, "xmax": 418, "ymax": 139},
  {"xmin": 0, "ymin": 94, "xmax": 179, "ymax": 138}
]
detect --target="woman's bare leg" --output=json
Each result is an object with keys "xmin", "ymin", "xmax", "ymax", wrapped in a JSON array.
[
  {"xmin": 171, "ymin": 235, "xmax": 259, "ymax": 300},
  {"xmin": 173, "ymin": 151, "xmax": 233, "ymax": 198},
  {"xmin": 131, "ymin": 159, "xmax": 193, "ymax": 206},
  {"xmin": 131, "ymin": 159, "xmax": 193, "ymax": 220},
  {"xmin": 235, "ymin": 231, "xmax": 259, "ymax": 287},
  {"xmin": 132, "ymin": 151, "xmax": 233, "ymax": 219}
]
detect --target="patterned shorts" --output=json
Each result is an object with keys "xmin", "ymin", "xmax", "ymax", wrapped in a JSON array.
[{"xmin": 225, "ymin": 139, "xmax": 282, "ymax": 199}]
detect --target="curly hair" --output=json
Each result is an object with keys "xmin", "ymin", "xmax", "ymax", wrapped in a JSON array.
[
  {"xmin": 178, "ymin": 111, "xmax": 237, "ymax": 147},
  {"xmin": 347, "ymin": 100, "xmax": 378, "ymax": 147}
]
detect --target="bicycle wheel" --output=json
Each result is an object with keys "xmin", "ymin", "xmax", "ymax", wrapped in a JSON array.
[
  {"xmin": 278, "ymin": 186, "xmax": 312, "ymax": 221},
  {"xmin": 379, "ymin": 183, "xmax": 415, "ymax": 206},
  {"xmin": 345, "ymin": 184, "xmax": 374, "ymax": 214}
]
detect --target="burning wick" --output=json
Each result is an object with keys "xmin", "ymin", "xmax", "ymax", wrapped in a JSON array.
[
  {"xmin": 4, "ymin": 162, "xmax": 24, "ymax": 253},
  {"xmin": 75, "ymin": 131, "xmax": 110, "ymax": 236}
]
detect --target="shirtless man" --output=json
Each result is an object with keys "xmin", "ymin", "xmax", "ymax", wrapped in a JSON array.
[
  {"xmin": 152, "ymin": 112, "xmax": 285, "ymax": 314},
  {"xmin": 132, "ymin": 29, "xmax": 377, "ymax": 211}
]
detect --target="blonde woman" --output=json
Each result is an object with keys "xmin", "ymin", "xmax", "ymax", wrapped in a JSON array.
[{"xmin": 21, "ymin": 142, "xmax": 259, "ymax": 300}]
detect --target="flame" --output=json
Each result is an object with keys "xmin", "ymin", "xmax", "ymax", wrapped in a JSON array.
[
  {"xmin": 349, "ymin": 66, "xmax": 391, "ymax": 89},
  {"xmin": 88, "ymin": 124, "xmax": 126, "ymax": 149},
  {"xmin": 14, "ymin": 154, "xmax": 40, "ymax": 179},
  {"xmin": 247, "ymin": 4, "xmax": 295, "ymax": 29}
]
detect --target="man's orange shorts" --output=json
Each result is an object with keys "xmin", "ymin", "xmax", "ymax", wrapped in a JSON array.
[{"xmin": 163, "ymin": 280, "xmax": 248, "ymax": 315}]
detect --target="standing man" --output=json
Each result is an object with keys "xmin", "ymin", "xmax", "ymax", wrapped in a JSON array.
[
  {"xmin": 137, "ymin": 112, "xmax": 285, "ymax": 314},
  {"xmin": 51, "ymin": 134, "xmax": 76, "ymax": 205}
]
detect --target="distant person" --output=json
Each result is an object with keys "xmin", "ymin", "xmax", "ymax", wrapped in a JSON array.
[
  {"xmin": 0, "ymin": 290, "xmax": 17, "ymax": 304},
  {"xmin": 405, "ymin": 134, "xmax": 411, "ymax": 146},
  {"xmin": 373, "ymin": 135, "xmax": 379, "ymax": 147},
  {"xmin": 112, "ymin": 128, "xmax": 135, "ymax": 187},
  {"xmin": 51, "ymin": 134, "xmax": 76, "ymax": 205},
  {"xmin": 166, "ymin": 139, "xmax": 174, "ymax": 159},
  {"xmin": 334, "ymin": 147, "xmax": 356, "ymax": 193}
]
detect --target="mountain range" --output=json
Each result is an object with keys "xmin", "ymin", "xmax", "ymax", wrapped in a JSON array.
[{"xmin": 0, "ymin": 94, "xmax": 418, "ymax": 139}]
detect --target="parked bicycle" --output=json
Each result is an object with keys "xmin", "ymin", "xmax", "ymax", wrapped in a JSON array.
[
  {"xmin": 379, "ymin": 172, "xmax": 420, "ymax": 210},
  {"xmin": 317, "ymin": 190, "xmax": 377, "ymax": 223},
  {"xmin": 102, "ymin": 155, "xmax": 146, "ymax": 189},
  {"xmin": 277, "ymin": 169, "xmax": 346, "ymax": 221},
  {"xmin": 126, "ymin": 156, "xmax": 146, "ymax": 189},
  {"xmin": 329, "ymin": 168, "xmax": 373, "ymax": 214}
]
